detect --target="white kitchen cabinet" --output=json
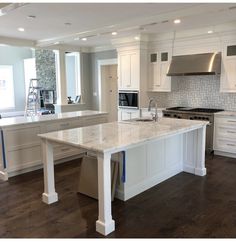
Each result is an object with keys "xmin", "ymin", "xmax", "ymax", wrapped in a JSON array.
[
  {"xmin": 118, "ymin": 109, "xmax": 140, "ymax": 121},
  {"xmin": 220, "ymin": 44, "xmax": 236, "ymax": 92},
  {"xmin": 118, "ymin": 51, "xmax": 140, "ymax": 90},
  {"xmin": 148, "ymin": 51, "xmax": 171, "ymax": 92},
  {"xmin": 214, "ymin": 113, "xmax": 236, "ymax": 157}
]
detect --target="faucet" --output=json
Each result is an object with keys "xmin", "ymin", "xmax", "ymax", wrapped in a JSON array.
[{"xmin": 148, "ymin": 98, "xmax": 159, "ymax": 122}]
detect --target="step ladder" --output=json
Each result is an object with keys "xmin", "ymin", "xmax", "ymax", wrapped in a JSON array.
[{"xmin": 24, "ymin": 79, "xmax": 42, "ymax": 117}]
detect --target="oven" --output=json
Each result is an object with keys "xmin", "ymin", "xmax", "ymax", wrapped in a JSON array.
[{"xmin": 118, "ymin": 91, "xmax": 139, "ymax": 109}]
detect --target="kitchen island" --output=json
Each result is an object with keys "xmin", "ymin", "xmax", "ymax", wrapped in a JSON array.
[
  {"xmin": 0, "ymin": 110, "xmax": 108, "ymax": 180},
  {"xmin": 39, "ymin": 117, "xmax": 208, "ymax": 236}
]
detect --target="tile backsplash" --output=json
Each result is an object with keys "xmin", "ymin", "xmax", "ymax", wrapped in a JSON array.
[{"xmin": 150, "ymin": 75, "xmax": 236, "ymax": 110}]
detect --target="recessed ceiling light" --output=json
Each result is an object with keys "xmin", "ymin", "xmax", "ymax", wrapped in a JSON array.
[
  {"xmin": 74, "ymin": 37, "xmax": 80, "ymax": 40},
  {"xmin": 134, "ymin": 36, "xmax": 140, "ymax": 40},
  {"xmin": 112, "ymin": 32, "xmax": 117, "ymax": 36},
  {"xmin": 82, "ymin": 37, "xmax": 87, "ymax": 41},
  {"xmin": 174, "ymin": 19, "xmax": 181, "ymax": 24},
  {"xmin": 208, "ymin": 30, "xmax": 213, "ymax": 34},
  {"xmin": 18, "ymin": 27, "xmax": 25, "ymax": 32},
  {"xmin": 64, "ymin": 22, "xmax": 72, "ymax": 26},
  {"xmin": 27, "ymin": 15, "xmax": 36, "ymax": 19}
]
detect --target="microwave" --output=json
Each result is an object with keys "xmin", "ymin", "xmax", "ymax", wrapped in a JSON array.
[{"xmin": 118, "ymin": 91, "xmax": 139, "ymax": 109}]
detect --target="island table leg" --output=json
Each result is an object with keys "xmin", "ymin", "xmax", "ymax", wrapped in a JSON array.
[
  {"xmin": 41, "ymin": 138, "xmax": 58, "ymax": 204},
  {"xmin": 195, "ymin": 125, "xmax": 207, "ymax": 176},
  {"xmin": 96, "ymin": 152, "xmax": 115, "ymax": 236}
]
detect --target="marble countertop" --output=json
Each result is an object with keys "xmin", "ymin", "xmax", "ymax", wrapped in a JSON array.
[
  {"xmin": 215, "ymin": 111, "xmax": 236, "ymax": 117},
  {"xmin": 39, "ymin": 117, "xmax": 208, "ymax": 154},
  {"xmin": 0, "ymin": 110, "xmax": 108, "ymax": 128}
]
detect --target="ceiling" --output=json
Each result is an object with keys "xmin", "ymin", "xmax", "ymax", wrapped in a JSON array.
[{"xmin": 1, "ymin": 2, "xmax": 236, "ymax": 48}]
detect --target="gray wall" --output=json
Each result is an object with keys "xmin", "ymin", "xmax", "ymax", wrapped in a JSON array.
[
  {"xmin": 90, "ymin": 50, "xmax": 117, "ymax": 110},
  {"xmin": 0, "ymin": 46, "xmax": 33, "ymax": 113},
  {"xmin": 150, "ymin": 75, "xmax": 236, "ymax": 110}
]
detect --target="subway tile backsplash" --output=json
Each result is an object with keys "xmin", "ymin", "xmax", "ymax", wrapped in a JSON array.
[{"xmin": 150, "ymin": 75, "xmax": 236, "ymax": 110}]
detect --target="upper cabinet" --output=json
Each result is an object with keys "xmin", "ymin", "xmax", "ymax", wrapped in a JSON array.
[
  {"xmin": 118, "ymin": 51, "xmax": 140, "ymax": 90},
  {"xmin": 148, "ymin": 51, "xmax": 171, "ymax": 92},
  {"xmin": 220, "ymin": 44, "xmax": 236, "ymax": 93}
]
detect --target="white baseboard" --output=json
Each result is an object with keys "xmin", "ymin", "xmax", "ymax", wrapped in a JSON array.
[{"xmin": 214, "ymin": 150, "xmax": 236, "ymax": 159}]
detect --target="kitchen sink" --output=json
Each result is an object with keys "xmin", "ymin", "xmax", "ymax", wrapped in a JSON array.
[{"xmin": 135, "ymin": 118, "xmax": 154, "ymax": 122}]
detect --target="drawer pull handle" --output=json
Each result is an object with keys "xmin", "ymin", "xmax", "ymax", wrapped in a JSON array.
[
  {"xmin": 227, "ymin": 143, "xmax": 236, "ymax": 147},
  {"xmin": 60, "ymin": 123, "xmax": 70, "ymax": 127},
  {"xmin": 227, "ymin": 131, "xmax": 236, "ymax": 134},
  {"xmin": 227, "ymin": 120, "xmax": 236, "ymax": 123},
  {"xmin": 61, "ymin": 148, "xmax": 70, "ymax": 151}
]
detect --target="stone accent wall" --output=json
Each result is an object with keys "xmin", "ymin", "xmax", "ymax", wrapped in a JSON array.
[
  {"xmin": 35, "ymin": 49, "xmax": 56, "ymax": 102},
  {"xmin": 150, "ymin": 75, "xmax": 236, "ymax": 110}
]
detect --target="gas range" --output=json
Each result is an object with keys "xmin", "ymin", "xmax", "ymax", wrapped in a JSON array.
[
  {"xmin": 165, "ymin": 107, "xmax": 224, "ymax": 113},
  {"xmin": 163, "ymin": 107, "xmax": 224, "ymax": 152}
]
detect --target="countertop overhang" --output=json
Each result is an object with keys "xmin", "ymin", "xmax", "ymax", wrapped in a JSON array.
[
  {"xmin": 38, "ymin": 118, "xmax": 208, "ymax": 154},
  {"xmin": 0, "ymin": 110, "xmax": 108, "ymax": 128}
]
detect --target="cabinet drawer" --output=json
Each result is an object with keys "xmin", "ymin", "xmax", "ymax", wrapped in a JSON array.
[
  {"xmin": 54, "ymin": 144, "xmax": 86, "ymax": 160},
  {"xmin": 7, "ymin": 145, "xmax": 41, "ymax": 172},
  {"xmin": 5, "ymin": 126, "xmax": 41, "ymax": 147},
  {"xmin": 215, "ymin": 125, "xmax": 236, "ymax": 139},
  {"xmin": 215, "ymin": 117, "xmax": 236, "ymax": 126},
  {"xmin": 46, "ymin": 119, "xmax": 82, "ymax": 132},
  {"xmin": 83, "ymin": 116, "xmax": 108, "ymax": 126},
  {"xmin": 215, "ymin": 138, "xmax": 236, "ymax": 153}
]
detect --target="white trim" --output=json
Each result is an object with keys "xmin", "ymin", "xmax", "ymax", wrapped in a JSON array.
[{"xmin": 97, "ymin": 58, "xmax": 118, "ymax": 111}]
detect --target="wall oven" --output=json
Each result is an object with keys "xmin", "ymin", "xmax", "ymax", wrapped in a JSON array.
[{"xmin": 118, "ymin": 91, "xmax": 139, "ymax": 109}]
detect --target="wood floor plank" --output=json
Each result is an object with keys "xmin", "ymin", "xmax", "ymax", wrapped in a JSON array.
[{"xmin": 0, "ymin": 155, "xmax": 236, "ymax": 238}]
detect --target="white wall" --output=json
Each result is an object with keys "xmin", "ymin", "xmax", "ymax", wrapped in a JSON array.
[{"xmin": 0, "ymin": 46, "xmax": 34, "ymax": 113}]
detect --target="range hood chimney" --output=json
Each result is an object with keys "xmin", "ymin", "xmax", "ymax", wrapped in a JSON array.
[{"xmin": 167, "ymin": 52, "xmax": 221, "ymax": 76}]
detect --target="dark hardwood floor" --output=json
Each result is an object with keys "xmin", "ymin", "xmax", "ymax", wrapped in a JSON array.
[{"xmin": 1, "ymin": 155, "xmax": 236, "ymax": 238}]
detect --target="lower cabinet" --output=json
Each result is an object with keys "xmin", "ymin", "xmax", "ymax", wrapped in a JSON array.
[
  {"xmin": 118, "ymin": 109, "xmax": 140, "ymax": 121},
  {"xmin": 115, "ymin": 134, "xmax": 183, "ymax": 201},
  {"xmin": 214, "ymin": 114, "xmax": 236, "ymax": 157},
  {"xmin": 2, "ymin": 114, "xmax": 108, "ymax": 176}
]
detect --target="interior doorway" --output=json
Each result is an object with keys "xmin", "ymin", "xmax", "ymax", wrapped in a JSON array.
[{"xmin": 98, "ymin": 59, "xmax": 118, "ymax": 122}]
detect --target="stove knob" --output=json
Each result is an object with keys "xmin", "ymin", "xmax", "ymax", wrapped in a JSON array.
[{"xmin": 190, "ymin": 117, "xmax": 193, "ymax": 120}]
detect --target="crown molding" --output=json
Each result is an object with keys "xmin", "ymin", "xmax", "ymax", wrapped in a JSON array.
[{"xmin": 0, "ymin": 36, "xmax": 35, "ymax": 47}]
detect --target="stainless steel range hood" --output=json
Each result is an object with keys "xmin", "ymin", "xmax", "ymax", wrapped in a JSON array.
[{"xmin": 167, "ymin": 52, "xmax": 221, "ymax": 76}]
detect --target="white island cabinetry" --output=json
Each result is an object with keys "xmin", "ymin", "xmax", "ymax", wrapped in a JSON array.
[
  {"xmin": 39, "ymin": 118, "xmax": 208, "ymax": 236},
  {"xmin": 0, "ymin": 111, "xmax": 108, "ymax": 180}
]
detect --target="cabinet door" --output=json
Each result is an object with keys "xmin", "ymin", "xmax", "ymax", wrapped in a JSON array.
[
  {"xmin": 220, "ymin": 58, "xmax": 236, "ymax": 92},
  {"xmin": 121, "ymin": 111, "xmax": 131, "ymax": 121},
  {"xmin": 159, "ymin": 62, "xmax": 171, "ymax": 91},
  {"xmin": 130, "ymin": 110, "xmax": 139, "ymax": 119},
  {"xmin": 130, "ymin": 52, "xmax": 140, "ymax": 90},
  {"xmin": 148, "ymin": 62, "xmax": 160, "ymax": 90},
  {"xmin": 119, "ymin": 53, "xmax": 131, "ymax": 89}
]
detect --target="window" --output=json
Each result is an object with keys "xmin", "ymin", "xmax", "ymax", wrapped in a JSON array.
[
  {"xmin": 65, "ymin": 52, "xmax": 81, "ymax": 102},
  {"xmin": 0, "ymin": 65, "xmax": 15, "ymax": 110},
  {"xmin": 23, "ymin": 58, "xmax": 36, "ymax": 99}
]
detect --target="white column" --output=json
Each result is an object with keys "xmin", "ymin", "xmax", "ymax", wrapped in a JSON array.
[
  {"xmin": 96, "ymin": 152, "xmax": 115, "ymax": 236},
  {"xmin": 195, "ymin": 125, "xmax": 207, "ymax": 176},
  {"xmin": 41, "ymin": 138, "xmax": 58, "ymax": 204},
  {"xmin": 54, "ymin": 50, "xmax": 68, "ymax": 105}
]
